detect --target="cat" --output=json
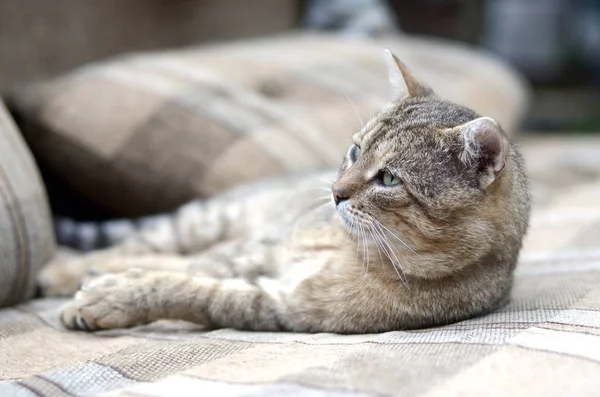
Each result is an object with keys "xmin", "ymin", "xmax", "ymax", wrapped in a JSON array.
[{"xmin": 38, "ymin": 50, "xmax": 531, "ymax": 333}]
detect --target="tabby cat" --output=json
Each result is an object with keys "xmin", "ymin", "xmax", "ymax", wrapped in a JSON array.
[{"xmin": 39, "ymin": 50, "xmax": 530, "ymax": 333}]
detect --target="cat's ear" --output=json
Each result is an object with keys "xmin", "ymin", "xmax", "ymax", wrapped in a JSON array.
[
  {"xmin": 383, "ymin": 49, "xmax": 433, "ymax": 100},
  {"xmin": 453, "ymin": 117, "xmax": 508, "ymax": 188}
]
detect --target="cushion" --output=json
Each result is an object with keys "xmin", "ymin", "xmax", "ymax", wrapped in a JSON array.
[
  {"xmin": 0, "ymin": 99, "xmax": 55, "ymax": 308},
  {"xmin": 7, "ymin": 34, "xmax": 529, "ymax": 217},
  {"xmin": 1, "ymin": 135, "xmax": 599, "ymax": 396}
]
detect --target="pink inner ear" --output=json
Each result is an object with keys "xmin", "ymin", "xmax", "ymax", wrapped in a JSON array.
[{"xmin": 477, "ymin": 125, "xmax": 506, "ymax": 173}]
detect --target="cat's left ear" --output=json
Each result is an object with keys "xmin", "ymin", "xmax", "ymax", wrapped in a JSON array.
[
  {"xmin": 384, "ymin": 49, "xmax": 433, "ymax": 100},
  {"xmin": 452, "ymin": 117, "xmax": 509, "ymax": 189}
]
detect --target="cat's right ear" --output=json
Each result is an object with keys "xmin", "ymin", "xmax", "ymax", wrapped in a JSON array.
[
  {"xmin": 383, "ymin": 49, "xmax": 433, "ymax": 100},
  {"xmin": 452, "ymin": 117, "xmax": 509, "ymax": 189}
]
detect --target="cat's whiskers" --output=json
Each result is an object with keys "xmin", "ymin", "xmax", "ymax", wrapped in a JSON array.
[
  {"xmin": 373, "ymin": 226, "xmax": 407, "ymax": 285},
  {"xmin": 310, "ymin": 202, "xmax": 332, "ymax": 212},
  {"xmin": 366, "ymin": 213, "xmax": 417, "ymax": 255},
  {"xmin": 349, "ymin": 215, "xmax": 361, "ymax": 269},
  {"xmin": 314, "ymin": 176, "xmax": 334, "ymax": 186},
  {"xmin": 362, "ymin": 217, "xmax": 385, "ymax": 279},
  {"xmin": 372, "ymin": 229, "xmax": 391, "ymax": 279},
  {"xmin": 372, "ymin": 220, "xmax": 404, "ymax": 281},
  {"xmin": 369, "ymin": 103, "xmax": 377, "ymax": 123},
  {"xmin": 346, "ymin": 212, "xmax": 393, "ymax": 279},
  {"xmin": 343, "ymin": 91, "xmax": 364, "ymax": 128},
  {"xmin": 310, "ymin": 187, "xmax": 333, "ymax": 193},
  {"xmin": 361, "ymin": 221, "xmax": 370, "ymax": 277},
  {"xmin": 371, "ymin": 232, "xmax": 390, "ymax": 262},
  {"xmin": 358, "ymin": 222, "xmax": 366, "ymax": 269},
  {"xmin": 310, "ymin": 195, "xmax": 332, "ymax": 206},
  {"xmin": 361, "ymin": 223, "xmax": 371, "ymax": 276},
  {"xmin": 357, "ymin": 222, "xmax": 366, "ymax": 272},
  {"xmin": 347, "ymin": 211, "xmax": 355, "ymax": 239},
  {"xmin": 365, "ymin": 217, "xmax": 408, "ymax": 286}
]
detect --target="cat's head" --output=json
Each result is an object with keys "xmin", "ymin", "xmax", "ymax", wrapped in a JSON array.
[{"xmin": 332, "ymin": 50, "xmax": 528, "ymax": 279}]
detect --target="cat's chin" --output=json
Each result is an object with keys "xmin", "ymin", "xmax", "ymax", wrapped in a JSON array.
[
  {"xmin": 335, "ymin": 204, "xmax": 362, "ymax": 238},
  {"xmin": 335, "ymin": 204, "xmax": 353, "ymax": 232}
]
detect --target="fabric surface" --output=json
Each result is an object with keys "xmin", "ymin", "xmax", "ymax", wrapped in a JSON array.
[
  {"xmin": 7, "ymin": 33, "xmax": 529, "ymax": 217},
  {"xmin": 0, "ymin": 100, "xmax": 55, "ymax": 308},
  {"xmin": 1, "ymin": 135, "xmax": 600, "ymax": 396}
]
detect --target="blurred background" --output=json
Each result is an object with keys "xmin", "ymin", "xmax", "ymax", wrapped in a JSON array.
[{"xmin": 1, "ymin": 0, "xmax": 598, "ymax": 133}]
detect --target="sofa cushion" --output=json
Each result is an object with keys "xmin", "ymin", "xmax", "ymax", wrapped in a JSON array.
[
  {"xmin": 0, "ymin": 100, "xmax": 55, "ymax": 308},
  {"xmin": 7, "ymin": 34, "xmax": 529, "ymax": 217}
]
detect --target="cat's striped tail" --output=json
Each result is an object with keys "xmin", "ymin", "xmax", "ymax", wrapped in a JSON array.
[
  {"xmin": 53, "ymin": 215, "xmax": 169, "ymax": 251},
  {"xmin": 53, "ymin": 199, "xmax": 225, "ymax": 254}
]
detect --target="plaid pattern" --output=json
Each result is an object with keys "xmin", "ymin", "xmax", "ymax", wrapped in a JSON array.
[
  {"xmin": 2, "ymin": 135, "xmax": 600, "ymax": 396},
  {"xmin": 7, "ymin": 34, "xmax": 529, "ymax": 216},
  {"xmin": 0, "ymin": 100, "xmax": 55, "ymax": 308}
]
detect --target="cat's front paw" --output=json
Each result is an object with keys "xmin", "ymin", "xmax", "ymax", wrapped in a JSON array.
[{"xmin": 60, "ymin": 269, "xmax": 150, "ymax": 331}]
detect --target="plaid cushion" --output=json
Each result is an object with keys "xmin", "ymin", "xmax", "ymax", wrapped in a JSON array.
[
  {"xmin": 0, "ymin": 100, "xmax": 55, "ymax": 308},
  {"xmin": 7, "ymin": 34, "xmax": 529, "ymax": 216},
  {"xmin": 1, "ymin": 135, "xmax": 600, "ymax": 396}
]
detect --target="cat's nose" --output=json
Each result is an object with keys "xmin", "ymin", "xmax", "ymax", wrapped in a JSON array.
[{"xmin": 332, "ymin": 189, "xmax": 348, "ymax": 206}]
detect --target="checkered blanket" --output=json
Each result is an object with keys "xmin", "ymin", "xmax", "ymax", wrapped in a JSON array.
[{"xmin": 2, "ymin": 135, "xmax": 600, "ymax": 397}]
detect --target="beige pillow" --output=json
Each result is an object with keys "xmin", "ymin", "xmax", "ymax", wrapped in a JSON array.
[
  {"xmin": 7, "ymin": 34, "xmax": 529, "ymax": 217},
  {"xmin": 0, "ymin": 100, "xmax": 55, "ymax": 307}
]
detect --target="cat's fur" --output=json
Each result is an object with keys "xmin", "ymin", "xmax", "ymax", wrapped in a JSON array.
[{"xmin": 39, "ymin": 51, "xmax": 530, "ymax": 333}]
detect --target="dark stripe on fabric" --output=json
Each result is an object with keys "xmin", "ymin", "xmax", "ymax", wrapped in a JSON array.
[
  {"xmin": 18, "ymin": 375, "xmax": 74, "ymax": 397},
  {"xmin": 94, "ymin": 361, "xmax": 138, "ymax": 381},
  {"xmin": 35, "ymin": 375, "xmax": 75, "ymax": 397},
  {"xmin": 14, "ymin": 382, "xmax": 44, "ymax": 397}
]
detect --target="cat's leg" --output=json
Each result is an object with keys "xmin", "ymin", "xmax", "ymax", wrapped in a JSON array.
[
  {"xmin": 58, "ymin": 261, "xmax": 402, "ymax": 333},
  {"xmin": 60, "ymin": 269, "xmax": 291, "ymax": 331}
]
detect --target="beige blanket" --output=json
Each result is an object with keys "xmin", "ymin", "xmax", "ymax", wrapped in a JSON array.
[{"xmin": 2, "ymin": 135, "xmax": 600, "ymax": 396}]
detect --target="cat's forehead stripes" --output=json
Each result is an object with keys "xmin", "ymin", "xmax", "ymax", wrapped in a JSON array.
[
  {"xmin": 354, "ymin": 120, "xmax": 384, "ymax": 145},
  {"xmin": 371, "ymin": 140, "xmax": 395, "ymax": 162},
  {"xmin": 356, "ymin": 98, "xmax": 481, "ymax": 149}
]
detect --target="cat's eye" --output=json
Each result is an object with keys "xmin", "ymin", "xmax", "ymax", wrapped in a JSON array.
[
  {"xmin": 349, "ymin": 144, "xmax": 361, "ymax": 162},
  {"xmin": 381, "ymin": 171, "xmax": 402, "ymax": 186}
]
